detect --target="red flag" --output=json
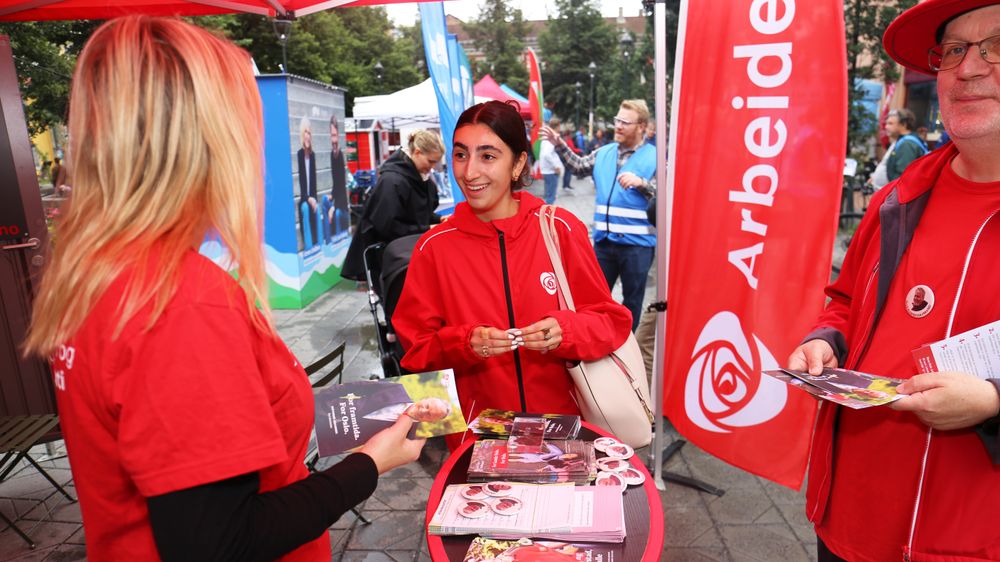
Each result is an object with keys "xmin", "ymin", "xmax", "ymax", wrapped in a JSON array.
[
  {"xmin": 663, "ymin": 0, "xmax": 846, "ymax": 489},
  {"xmin": 526, "ymin": 48, "xmax": 544, "ymax": 160}
]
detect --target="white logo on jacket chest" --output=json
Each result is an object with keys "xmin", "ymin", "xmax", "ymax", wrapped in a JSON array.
[{"xmin": 540, "ymin": 272, "xmax": 558, "ymax": 295}]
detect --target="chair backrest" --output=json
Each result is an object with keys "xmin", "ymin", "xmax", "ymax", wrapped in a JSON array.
[{"xmin": 305, "ymin": 341, "xmax": 346, "ymax": 389}]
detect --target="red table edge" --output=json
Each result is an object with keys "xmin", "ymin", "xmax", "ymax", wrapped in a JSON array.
[{"xmin": 424, "ymin": 424, "xmax": 664, "ymax": 561}]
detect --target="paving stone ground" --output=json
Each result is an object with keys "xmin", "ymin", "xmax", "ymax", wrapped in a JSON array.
[{"xmin": 0, "ymin": 174, "xmax": 844, "ymax": 561}]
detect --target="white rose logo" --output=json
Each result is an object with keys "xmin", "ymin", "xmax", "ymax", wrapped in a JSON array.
[
  {"xmin": 684, "ymin": 311, "xmax": 787, "ymax": 433},
  {"xmin": 539, "ymin": 272, "xmax": 558, "ymax": 295}
]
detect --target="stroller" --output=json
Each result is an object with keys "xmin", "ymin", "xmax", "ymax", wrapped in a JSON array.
[{"xmin": 362, "ymin": 233, "xmax": 421, "ymax": 379}]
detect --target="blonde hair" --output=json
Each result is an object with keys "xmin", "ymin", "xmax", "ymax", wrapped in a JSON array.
[
  {"xmin": 620, "ymin": 99, "xmax": 650, "ymax": 124},
  {"xmin": 25, "ymin": 16, "xmax": 270, "ymax": 357},
  {"xmin": 406, "ymin": 130, "xmax": 444, "ymax": 157},
  {"xmin": 299, "ymin": 116, "xmax": 312, "ymax": 146}
]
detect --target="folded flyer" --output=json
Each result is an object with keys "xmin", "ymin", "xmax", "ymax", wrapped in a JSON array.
[
  {"xmin": 762, "ymin": 367, "xmax": 906, "ymax": 409},
  {"xmin": 912, "ymin": 318, "xmax": 1000, "ymax": 379},
  {"xmin": 429, "ymin": 482, "xmax": 625, "ymax": 543},
  {"xmin": 313, "ymin": 369, "xmax": 466, "ymax": 457}
]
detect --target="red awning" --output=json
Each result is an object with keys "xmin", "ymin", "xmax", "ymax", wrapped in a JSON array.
[
  {"xmin": 473, "ymin": 74, "xmax": 530, "ymax": 118},
  {"xmin": 0, "ymin": 0, "xmax": 424, "ymax": 21}
]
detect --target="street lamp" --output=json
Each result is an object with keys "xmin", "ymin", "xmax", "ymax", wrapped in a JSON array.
[
  {"xmin": 574, "ymin": 81, "xmax": 582, "ymax": 132},
  {"xmin": 588, "ymin": 61, "xmax": 596, "ymax": 140},
  {"xmin": 620, "ymin": 30, "xmax": 634, "ymax": 96},
  {"xmin": 373, "ymin": 61, "xmax": 384, "ymax": 92},
  {"xmin": 273, "ymin": 18, "xmax": 293, "ymax": 74}
]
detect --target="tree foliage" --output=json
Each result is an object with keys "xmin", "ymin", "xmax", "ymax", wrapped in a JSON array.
[
  {"xmin": 195, "ymin": 8, "xmax": 423, "ymax": 110},
  {"xmin": 0, "ymin": 20, "xmax": 100, "ymax": 137},
  {"xmin": 844, "ymin": 0, "xmax": 918, "ymax": 160},
  {"xmin": 464, "ymin": 0, "xmax": 530, "ymax": 93},
  {"xmin": 536, "ymin": 0, "xmax": 616, "ymax": 127}
]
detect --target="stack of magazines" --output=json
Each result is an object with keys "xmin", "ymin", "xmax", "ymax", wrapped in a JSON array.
[
  {"xmin": 467, "ymin": 439, "xmax": 597, "ymax": 485},
  {"xmin": 468, "ymin": 409, "xmax": 581, "ymax": 440},
  {"xmin": 428, "ymin": 482, "xmax": 625, "ymax": 543},
  {"xmin": 462, "ymin": 537, "xmax": 619, "ymax": 562}
]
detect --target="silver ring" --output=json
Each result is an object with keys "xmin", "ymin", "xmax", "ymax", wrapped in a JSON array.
[{"xmin": 481, "ymin": 345, "xmax": 489, "ymax": 358}]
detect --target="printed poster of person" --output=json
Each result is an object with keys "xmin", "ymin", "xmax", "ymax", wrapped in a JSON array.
[{"xmin": 313, "ymin": 369, "xmax": 465, "ymax": 456}]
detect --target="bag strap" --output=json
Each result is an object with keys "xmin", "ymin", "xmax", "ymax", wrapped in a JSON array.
[{"xmin": 538, "ymin": 205, "xmax": 576, "ymax": 311}]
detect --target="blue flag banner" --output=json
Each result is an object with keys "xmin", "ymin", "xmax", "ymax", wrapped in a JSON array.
[{"xmin": 419, "ymin": 3, "xmax": 469, "ymax": 205}]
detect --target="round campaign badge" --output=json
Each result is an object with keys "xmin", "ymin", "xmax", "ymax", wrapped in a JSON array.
[
  {"xmin": 460, "ymin": 500, "xmax": 490, "ymax": 518},
  {"xmin": 461, "ymin": 484, "xmax": 488, "ymax": 501},
  {"xmin": 484, "ymin": 482, "xmax": 514, "ymax": 497},
  {"xmin": 490, "ymin": 496, "xmax": 523, "ymax": 516},
  {"xmin": 905, "ymin": 284, "xmax": 934, "ymax": 318},
  {"xmin": 605, "ymin": 443, "xmax": 634, "ymax": 460},
  {"xmin": 595, "ymin": 471, "xmax": 627, "ymax": 492},
  {"xmin": 593, "ymin": 437, "xmax": 620, "ymax": 453},
  {"xmin": 619, "ymin": 467, "xmax": 646, "ymax": 486},
  {"xmin": 596, "ymin": 457, "xmax": 630, "ymax": 473}
]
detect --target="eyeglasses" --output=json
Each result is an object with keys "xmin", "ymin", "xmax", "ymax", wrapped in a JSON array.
[
  {"xmin": 928, "ymin": 33, "xmax": 1000, "ymax": 71},
  {"xmin": 613, "ymin": 116, "xmax": 637, "ymax": 127}
]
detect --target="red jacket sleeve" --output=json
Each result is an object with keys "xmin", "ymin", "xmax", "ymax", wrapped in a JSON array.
[
  {"xmin": 545, "ymin": 210, "xmax": 633, "ymax": 361},
  {"xmin": 394, "ymin": 236, "xmax": 486, "ymax": 373}
]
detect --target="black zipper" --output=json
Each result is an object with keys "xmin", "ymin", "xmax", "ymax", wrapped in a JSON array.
[{"xmin": 497, "ymin": 229, "xmax": 527, "ymax": 412}]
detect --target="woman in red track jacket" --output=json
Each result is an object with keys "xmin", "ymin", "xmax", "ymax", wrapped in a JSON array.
[{"xmin": 393, "ymin": 101, "xmax": 632, "ymax": 441}]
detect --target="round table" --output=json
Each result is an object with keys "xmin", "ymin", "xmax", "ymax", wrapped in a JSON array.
[{"xmin": 424, "ymin": 423, "xmax": 664, "ymax": 561}]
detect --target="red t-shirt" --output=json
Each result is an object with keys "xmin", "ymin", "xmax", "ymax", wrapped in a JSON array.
[{"xmin": 50, "ymin": 251, "xmax": 328, "ymax": 561}]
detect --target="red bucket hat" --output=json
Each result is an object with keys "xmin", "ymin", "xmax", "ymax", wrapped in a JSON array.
[{"xmin": 883, "ymin": 0, "xmax": 1000, "ymax": 75}]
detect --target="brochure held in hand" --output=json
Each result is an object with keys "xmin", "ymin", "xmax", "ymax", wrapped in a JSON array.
[{"xmin": 312, "ymin": 369, "xmax": 466, "ymax": 457}]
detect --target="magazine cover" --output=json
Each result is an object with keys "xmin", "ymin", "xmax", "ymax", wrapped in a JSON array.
[
  {"xmin": 763, "ymin": 367, "xmax": 906, "ymax": 409},
  {"xmin": 467, "ymin": 439, "xmax": 596, "ymax": 483},
  {"xmin": 463, "ymin": 537, "xmax": 618, "ymax": 562},
  {"xmin": 313, "ymin": 369, "xmax": 466, "ymax": 457},
  {"xmin": 468, "ymin": 409, "xmax": 581, "ymax": 440}
]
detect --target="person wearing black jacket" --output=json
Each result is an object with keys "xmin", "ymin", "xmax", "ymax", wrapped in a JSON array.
[
  {"xmin": 342, "ymin": 130, "xmax": 445, "ymax": 280},
  {"xmin": 298, "ymin": 116, "xmax": 319, "ymax": 248}
]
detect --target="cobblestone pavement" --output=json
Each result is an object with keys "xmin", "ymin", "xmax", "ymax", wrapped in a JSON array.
[{"xmin": 0, "ymin": 174, "xmax": 827, "ymax": 561}]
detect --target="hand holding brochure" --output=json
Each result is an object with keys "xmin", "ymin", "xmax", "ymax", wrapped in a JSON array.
[
  {"xmin": 762, "ymin": 367, "xmax": 906, "ymax": 409},
  {"xmin": 312, "ymin": 369, "xmax": 466, "ymax": 457}
]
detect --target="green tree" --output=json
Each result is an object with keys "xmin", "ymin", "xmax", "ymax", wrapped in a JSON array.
[
  {"xmin": 194, "ymin": 8, "xmax": 421, "ymax": 111},
  {"xmin": 844, "ymin": 0, "xmax": 917, "ymax": 161},
  {"xmin": 464, "ymin": 0, "xmax": 530, "ymax": 93},
  {"xmin": 536, "ymin": 0, "xmax": 616, "ymax": 127},
  {"xmin": 0, "ymin": 20, "xmax": 100, "ymax": 136}
]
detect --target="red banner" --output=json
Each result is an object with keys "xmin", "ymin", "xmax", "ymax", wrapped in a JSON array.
[
  {"xmin": 663, "ymin": 0, "xmax": 846, "ymax": 489},
  {"xmin": 526, "ymin": 48, "xmax": 544, "ymax": 160}
]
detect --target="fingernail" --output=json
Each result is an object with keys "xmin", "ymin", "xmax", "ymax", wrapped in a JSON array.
[
  {"xmin": 514, "ymin": 337, "xmax": 524, "ymax": 344},
  {"xmin": 510, "ymin": 330, "xmax": 522, "ymax": 336},
  {"xmin": 507, "ymin": 333, "xmax": 516, "ymax": 340}
]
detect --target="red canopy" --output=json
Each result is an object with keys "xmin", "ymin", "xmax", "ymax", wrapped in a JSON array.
[
  {"xmin": 473, "ymin": 74, "xmax": 530, "ymax": 118},
  {"xmin": 0, "ymin": 0, "xmax": 421, "ymax": 22}
]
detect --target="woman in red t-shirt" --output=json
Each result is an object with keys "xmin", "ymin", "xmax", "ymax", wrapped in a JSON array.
[{"xmin": 24, "ymin": 16, "xmax": 424, "ymax": 561}]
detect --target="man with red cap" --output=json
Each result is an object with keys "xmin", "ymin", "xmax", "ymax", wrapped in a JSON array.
[{"xmin": 788, "ymin": 1, "xmax": 1000, "ymax": 560}]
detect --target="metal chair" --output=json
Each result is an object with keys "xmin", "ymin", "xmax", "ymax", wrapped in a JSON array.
[
  {"xmin": 302, "ymin": 342, "xmax": 371, "ymax": 525},
  {"xmin": 0, "ymin": 415, "xmax": 76, "ymax": 548}
]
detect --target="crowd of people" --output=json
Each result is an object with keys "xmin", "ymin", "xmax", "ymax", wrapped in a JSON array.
[{"xmin": 18, "ymin": 0, "xmax": 1000, "ymax": 559}]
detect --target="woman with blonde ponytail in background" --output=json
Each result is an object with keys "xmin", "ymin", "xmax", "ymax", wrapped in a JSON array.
[
  {"xmin": 25, "ymin": 16, "xmax": 422, "ymax": 561},
  {"xmin": 341, "ymin": 129, "xmax": 445, "ymax": 281}
]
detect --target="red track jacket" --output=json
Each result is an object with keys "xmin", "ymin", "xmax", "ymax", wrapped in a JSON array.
[
  {"xmin": 804, "ymin": 143, "xmax": 1000, "ymax": 561},
  {"xmin": 394, "ymin": 192, "xmax": 632, "ymax": 439}
]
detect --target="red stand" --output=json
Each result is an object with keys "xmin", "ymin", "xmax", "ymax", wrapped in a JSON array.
[{"xmin": 425, "ymin": 422, "xmax": 664, "ymax": 561}]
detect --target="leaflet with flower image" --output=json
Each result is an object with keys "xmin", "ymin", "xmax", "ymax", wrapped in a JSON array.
[
  {"xmin": 762, "ymin": 367, "xmax": 906, "ymax": 409},
  {"xmin": 312, "ymin": 369, "xmax": 465, "ymax": 457},
  {"xmin": 429, "ymin": 482, "xmax": 625, "ymax": 543}
]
